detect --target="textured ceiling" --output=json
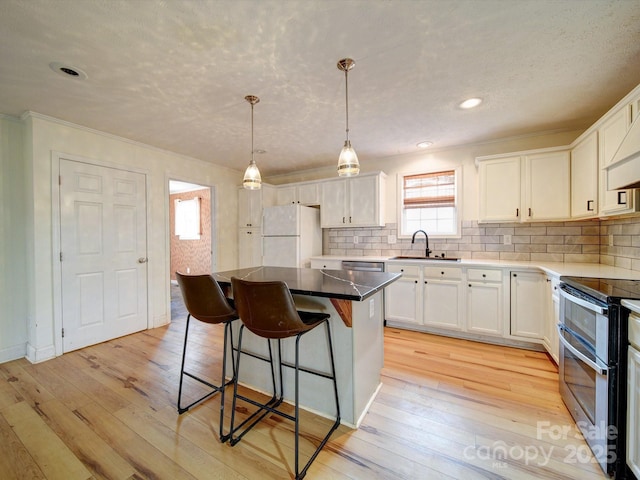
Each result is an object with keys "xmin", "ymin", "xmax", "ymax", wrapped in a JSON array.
[{"xmin": 1, "ymin": 0, "xmax": 640, "ymax": 177}]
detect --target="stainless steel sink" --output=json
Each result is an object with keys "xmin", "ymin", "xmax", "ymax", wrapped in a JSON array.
[{"xmin": 390, "ymin": 256, "xmax": 460, "ymax": 262}]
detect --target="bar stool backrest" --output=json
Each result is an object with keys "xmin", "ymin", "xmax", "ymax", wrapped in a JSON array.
[
  {"xmin": 176, "ymin": 272, "xmax": 237, "ymax": 324},
  {"xmin": 231, "ymin": 277, "xmax": 314, "ymax": 339}
]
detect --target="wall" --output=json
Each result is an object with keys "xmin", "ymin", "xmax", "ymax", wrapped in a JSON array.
[
  {"xmin": 16, "ymin": 112, "xmax": 241, "ymax": 363},
  {"xmin": 0, "ymin": 116, "xmax": 28, "ymax": 362},
  {"xmin": 169, "ymin": 188, "xmax": 212, "ymax": 279}
]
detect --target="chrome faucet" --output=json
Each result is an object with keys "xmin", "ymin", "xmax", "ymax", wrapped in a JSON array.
[{"xmin": 411, "ymin": 229, "xmax": 431, "ymax": 257}]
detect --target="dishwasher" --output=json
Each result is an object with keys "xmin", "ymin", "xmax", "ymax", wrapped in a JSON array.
[
  {"xmin": 342, "ymin": 260, "xmax": 387, "ymax": 325},
  {"xmin": 341, "ymin": 260, "xmax": 385, "ymax": 272}
]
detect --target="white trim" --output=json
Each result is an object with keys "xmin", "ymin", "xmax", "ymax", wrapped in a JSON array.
[{"xmin": 51, "ymin": 151, "xmax": 151, "ymax": 356}]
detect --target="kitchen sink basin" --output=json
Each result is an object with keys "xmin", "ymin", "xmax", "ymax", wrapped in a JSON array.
[{"xmin": 390, "ymin": 256, "xmax": 460, "ymax": 262}]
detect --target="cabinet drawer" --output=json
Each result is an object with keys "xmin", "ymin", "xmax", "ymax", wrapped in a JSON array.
[
  {"xmin": 467, "ymin": 268, "xmax": 502, "ymax": 282},
  {"xmin": 310, "ymin": 259, "xmax": 343, "ymax": 270},
  {"xmin": 386, "ymin": 264, "xmax": 420, "ymax": 276},
  {"xmin": 423, "ymin": 266, "xmax": 462, "ymax": 280},
  {"xmin": 630, "ymin": 313, "xmax": 640, "ymax": 350}
]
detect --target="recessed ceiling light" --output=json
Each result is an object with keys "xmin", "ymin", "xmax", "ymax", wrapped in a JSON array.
[
  {"xmin": 459, "ymin": 97, "xmax": 482, "ymax": 109},
  {"xmin": 49, "ymin": 62, "xmax": 88, "ymax": 80},
  {"xmin": 417, "ymin": 141, "xmax": 433, "ymax": 149}
]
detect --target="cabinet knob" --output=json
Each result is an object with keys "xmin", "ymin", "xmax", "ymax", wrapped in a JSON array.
[
  {"xmin": 587, "ymin": 200, "xmax": 594, "ymax": 211},
  {"xmin": 414, "ymin": 280, "xmax": 418, "ymax": 284},
  {"xmin": 528, "ymin": 207, "xmax": 532, "ymax": 217},
  {"xmin": 441, "ymin": 271, "xmax": 444, "ymax": 275},
  {"xmin": 482, "ymin": 274, "xmax": 486, "ymax": 278},
  {"xmin": 468, "ymin": 284, "xmax": 472, "ymax": 287},
  {"xmin": 516, "ymin": 208, "xmax": 519, "ymax": 217},
  {"xmin": 513, "ymin": 273, "xmax": 517, "ymax": 277},
  {"xmin": 424, "ymin": 281, "xmax": 427, "ymax": 284}
]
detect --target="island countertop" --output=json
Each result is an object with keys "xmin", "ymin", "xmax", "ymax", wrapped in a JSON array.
[{"xmin": 213, "ymin": 266, "xmax": 401, "ymax": 301}]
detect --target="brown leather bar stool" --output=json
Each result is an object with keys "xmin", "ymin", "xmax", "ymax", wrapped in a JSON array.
[
  {"xmin": 175, "ymin": 272, "xmax": 238, "ymax": 442},
  {"xmin": 228, "ymin": 277, "xmax": 340, "ymax": 480}
]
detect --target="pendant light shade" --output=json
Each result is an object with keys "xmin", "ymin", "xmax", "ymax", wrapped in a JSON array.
[
  {"xmin": 337, "ymin": 58, "xmax": 359, "ymax": 176},
  {"xmin": 243, "ymin": 95, "xmax": 262, "ymax": 190}
]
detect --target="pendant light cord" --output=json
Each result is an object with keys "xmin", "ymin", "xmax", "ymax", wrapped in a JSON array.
[
  {"xmin": 344, "ymin": 68, "xmax": 350, "ymax": 143},
  {"xmin": 251, "ymin": 101, "xmax": 255, "ymax": 164}
]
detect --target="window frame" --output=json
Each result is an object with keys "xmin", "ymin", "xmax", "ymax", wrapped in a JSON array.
[{"xmin": 396, "ymin": 166, "xmax": 462, "ymax": 239}]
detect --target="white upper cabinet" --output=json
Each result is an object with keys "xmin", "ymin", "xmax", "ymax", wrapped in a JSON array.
[
  {"xmin": 275, "ymin": 182, "xmax": 321, "ymax": 206},
  {"xmin": 320, "ymin": 172, "xmax": 386, "ymax": 228},
  {"xmin": 524, "ymin": 150, "xmax": 571, "ymax": 221},
  {"xmin": 570, "ymin": 131, "xmax": 599, "ymax": 219},
  {"xmin": 477, "ymin": 149, "xmax": 570, "ymax": 223},
  {"xmin": 478, "ymin": 156, "xmax": 521, "ymax": 222},
  {"xmin": 599, "ymin": 105, "xmax": 639, "ymax": 216},
  {"xmin": 238, "ymin": 185, "xmax": 275, "ymax": 227},
  {"xmin": 238, "ymin": 187, "xmax": 263, "ymax": 227}
]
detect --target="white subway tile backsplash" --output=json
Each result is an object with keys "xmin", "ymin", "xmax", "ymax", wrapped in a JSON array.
[{"xmin": 322, "ymin": 216, "xmax": 640, "ymax": 271}]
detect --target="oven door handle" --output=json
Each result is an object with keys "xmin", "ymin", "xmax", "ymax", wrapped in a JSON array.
[
  {"xmin": 557, "ymin": 324, "xmax": 608, "ymax": 375},
  {"xmin": 559, "ymin": 285, "xmax": 607, "ymax": 315}
]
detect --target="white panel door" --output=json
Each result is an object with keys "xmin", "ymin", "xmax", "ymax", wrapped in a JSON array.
[{"xmin": 60, "ymin": 159, "xmax": 147, "ymax": 352}]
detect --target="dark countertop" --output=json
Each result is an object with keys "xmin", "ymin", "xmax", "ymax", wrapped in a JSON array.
[{"xmin": 213, "ymin": 266, "xmax": 401, "ymax": 301}]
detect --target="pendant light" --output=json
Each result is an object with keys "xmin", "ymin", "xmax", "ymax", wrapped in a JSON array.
[
  {"xmin": 242, "ymin": 95, "xmax": 262, "ymax": 190},
  {"xmin": 337, "ymin": 58, "xmax": 359, "ymax": 176}
]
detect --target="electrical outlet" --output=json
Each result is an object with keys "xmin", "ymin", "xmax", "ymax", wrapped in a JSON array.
[
  {"xmin": 369, "ymin": 298, "xmax": 375, "ymax": 318},
  {"xmin": 503, "ymin": 234, "xmax": 512, "ymax": 245},
  {"xmin": 186, "ymin": 267, "xmax": 190, "ymax": 273},
  {"xmin": 609, "ymin": 234, "xmax": 614, "ymax": 247},
  {"xmin": 353, "ymin": 235, "xmax": 359, "ymax": 244},
  {"xmin": 387, "ymin": 234, "xmax": 397, "ymax": 244}
]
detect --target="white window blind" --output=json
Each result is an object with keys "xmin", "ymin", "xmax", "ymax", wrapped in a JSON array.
[{"xmin": 175, "ymin": 197, "xmax": 201, "ymax": 240}]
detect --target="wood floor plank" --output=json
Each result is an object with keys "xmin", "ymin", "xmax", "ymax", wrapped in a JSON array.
[
  {"xmin": 0, "ymin": 412, "xmax": 46, "ymax": 480},
  {"xmin": 1, "ymin": 401, "xmax": 92, "ymax": 480}
]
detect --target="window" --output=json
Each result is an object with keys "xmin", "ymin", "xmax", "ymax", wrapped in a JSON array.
[
  {"xmin": 175, "ymin": 197, "xmax": 201, "ymax": 240},
  {"xmin": 398, "ymin": 168, "xmax": 461, "ymax": 237}
]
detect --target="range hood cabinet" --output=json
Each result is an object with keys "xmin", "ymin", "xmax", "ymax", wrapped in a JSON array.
[{"xmin": 606, "ymin": 115, "xmax": 640, "ymax": 190}]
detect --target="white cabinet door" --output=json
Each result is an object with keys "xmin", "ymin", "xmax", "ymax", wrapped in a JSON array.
[
  {"xmin": 599, "ymin": 106, "xmax": 636, "ymax": 215},
  {"xmin": 423, "ymin": 279, "xmax": 463, "ymax": 330},
  {"xmin": 524, "ymin": 151, "xmax": 570, "ymax": 221},
  {"xmin": 321, "ymin": 179, "xmax": 348, "ymax": 227},
  {"xmin": 466, "ymin": 282, "xmax": 502, "ymax": 336},
  {"xmin": 276, "ymin": 186, "xmax": 297, "ymax": 205},
  {"xmin": 478, "ymin": 156, "xmax": 521, "ymax": 222},
  {"xmin": 238, "ymin": 188, "xmax": 263, "ymax": 227},
  {"xmin": 385, "ymin": 264, "xmax": 421, "ymax": 325},
  {"xmin": 543, "ymin": 275, "xmax": 560, "ymax": 363},
  {"xmin": 238, "ymin": 228, "xmax": 262, "ymax": 268},
  {"xmin": 571, "ymin": 131, "xmax": 599, "ymax": 218},
  {"xmin": 349, "ymin": 174, "xmax": 381, "ymax": 226},
  {"xmin": 628, "ymin": 346, "xmax": 640, "ymax": 478},
  {"xmin": 297, "ymin": 183, "xmax": 321, "ymax": 206},
  {"xmin": 510, "ymin": 271, "xmax": 545, "ymax": 339}
]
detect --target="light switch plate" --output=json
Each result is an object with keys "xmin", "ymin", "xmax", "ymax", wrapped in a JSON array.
[
  {"xmin": 503, "ymin": 234, "xmax": 512, "ymax": 245},
  {"xmin": 388, "ymin": 234, "xmax": 397, "ymax": 244}
]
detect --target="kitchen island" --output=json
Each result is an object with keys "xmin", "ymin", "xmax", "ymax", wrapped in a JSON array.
[{"xmin": 213, "ymin": 266, "xmax": 401, "ymax": 427}]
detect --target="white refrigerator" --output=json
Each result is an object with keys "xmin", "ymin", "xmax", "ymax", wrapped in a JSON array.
[{"xmin": 262, "ymin": 204, "xmax": 322, "ymax": 268}]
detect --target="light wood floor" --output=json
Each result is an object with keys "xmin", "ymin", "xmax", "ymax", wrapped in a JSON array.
[{"xmin": 0, "ymin": 285, "xmax": 609, "ymax": 480}]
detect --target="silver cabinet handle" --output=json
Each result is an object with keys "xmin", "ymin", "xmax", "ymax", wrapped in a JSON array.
[{"xmin": 138, "ymin": 257, "xmax": 148, "ymax": 263}]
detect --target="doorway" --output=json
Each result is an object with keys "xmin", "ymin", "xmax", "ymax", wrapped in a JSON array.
[{"xmin": 168, "ymin": 180, "xmax": 213, "ymax": 292}]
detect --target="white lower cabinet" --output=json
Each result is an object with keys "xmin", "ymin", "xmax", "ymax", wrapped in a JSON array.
[
  {"xmin": 385, "ymin": 264, "xmax": 421, "ymax": 325},
  {"xmin": 466, "ymin": 268, "xmax": 503, "ymax": 336},
  {"xmin": 543, "ymin": 274, "xmax": 560, "ymax": 363},
  {"xmin": 509, "ymin": 270, "xmax": 546, "ymax": 339},
  {"xmin": 423, "ymin": 267, "xmax": 463, "ymax": 330},
  {"xmin": 310, "ymin": 258, "xmax": 343, "ymax": 270}
]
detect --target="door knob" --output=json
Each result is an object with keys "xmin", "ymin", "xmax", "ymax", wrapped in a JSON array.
[{"xmin": 138, "ymin": 257, "xmax": 148, "ymax": 263}]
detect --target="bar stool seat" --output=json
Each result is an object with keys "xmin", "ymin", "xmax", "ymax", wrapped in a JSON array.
[
  {"xmin": 229, "ymin": 277, "xmax": 341, "ymax": 480},
  {"xmin": 175, "ymin": 272, "xmax": 238, "ymax": 442}
]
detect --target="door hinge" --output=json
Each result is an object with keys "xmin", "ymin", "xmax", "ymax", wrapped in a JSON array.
[{"xmin": 62, "ymin": 328, "xmax": 65, "ymax": 338}]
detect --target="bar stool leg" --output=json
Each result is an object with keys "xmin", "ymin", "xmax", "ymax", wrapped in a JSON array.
[{"xmin": 219, "ymin": 320, "xmax": 235, "ymax": 442}]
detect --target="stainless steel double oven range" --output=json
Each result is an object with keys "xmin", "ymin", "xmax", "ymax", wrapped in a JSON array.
[{"xmin": 559, "ymin": 276, "xmax": 640, "ymax": 479}]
